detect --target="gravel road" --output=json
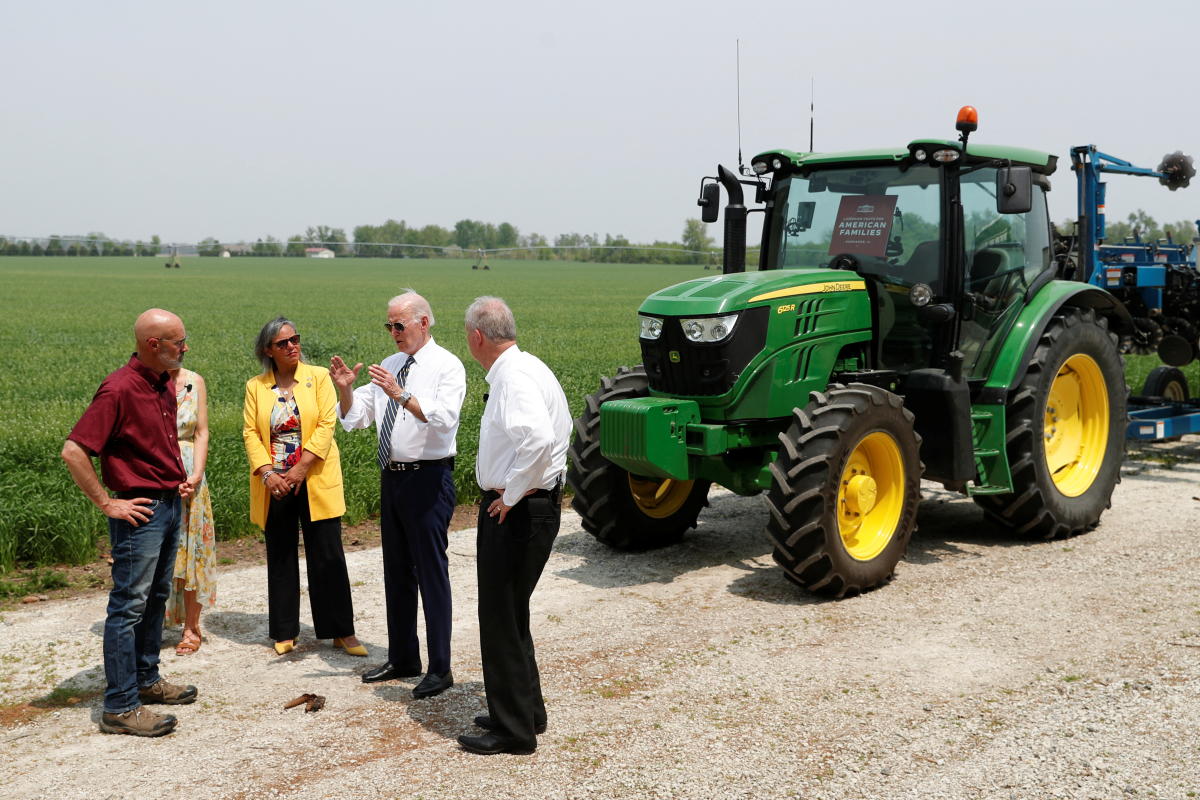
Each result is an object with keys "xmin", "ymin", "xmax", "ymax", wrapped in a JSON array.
[{"xmin": 2, "ymin": 438, "xmax": 1199, "ymax": 800}]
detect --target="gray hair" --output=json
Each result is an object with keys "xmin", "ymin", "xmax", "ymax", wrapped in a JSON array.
[
  {"xmin": 254, "ymin": 316, "xmax": 303, "ymax": 373},
  {"xmin": 388, "ymin": 288, "xmax": 435, "ymax": 327},
  {"xmin": 465, "ymin": 296, "xmax": 516, "ymax": 343}
]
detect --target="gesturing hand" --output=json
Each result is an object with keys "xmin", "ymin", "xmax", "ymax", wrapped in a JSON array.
[
  {"xmin": 367, "ymin": 364, "xmax": 401, "ymax": 400},
  {"xmin": 329, "ymin": 356, "xmax": 363, "ymax": 389}
]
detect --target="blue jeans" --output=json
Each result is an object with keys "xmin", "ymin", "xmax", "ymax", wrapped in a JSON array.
[{"xmin": 103, "ymin": 496, "xmax": 181, "ymax": 713}]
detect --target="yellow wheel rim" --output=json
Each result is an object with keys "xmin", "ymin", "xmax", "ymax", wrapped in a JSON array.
[
  {"xmin": 628, "ymin": 475, "xmax": 695, "ymax": 519},
  {"xmin": 1044, "ymin": 353, "xmax": 1109, "ymax": 497},
  {"xmin": 837, "ymin": 431, "xmax": 905, "ymax": 561}
]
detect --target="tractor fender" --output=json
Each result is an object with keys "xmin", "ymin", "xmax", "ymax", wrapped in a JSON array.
[{"xmin": 976, "ymin": 281, "xmax": 1132, "ymax": 405}]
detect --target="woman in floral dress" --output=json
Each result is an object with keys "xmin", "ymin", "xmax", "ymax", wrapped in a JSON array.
[{"xmin": 166, "ymin": 366, "xmax": 217, "ymax": 654}]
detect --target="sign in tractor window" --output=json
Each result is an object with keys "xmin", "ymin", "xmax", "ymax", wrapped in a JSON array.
[{"xmin": 828, "ymin": 195, "xmax": 897, "ymax": 258}]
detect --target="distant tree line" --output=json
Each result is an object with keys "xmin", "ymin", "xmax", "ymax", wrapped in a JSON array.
[
  {"xmin": 3, "ymin": 219, "xmax": 719, "ymax": 265},
  {"xmin": 1056, "ymin": 210, "xmax": 1200, "ymax": 244},
  {"xmin": 0, "ymin": 234, "xmax": 163, "ymax": 257}
]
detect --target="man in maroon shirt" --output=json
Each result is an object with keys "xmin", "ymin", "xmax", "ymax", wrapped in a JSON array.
[{"xmin": 62, "ymin": 308, "xmax": 201, "ymax": 737}]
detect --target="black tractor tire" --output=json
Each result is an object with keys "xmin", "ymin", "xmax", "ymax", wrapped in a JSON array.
[
  {"xmin": 974, "ymin": 307, "xmax": 1126, "ymax": 540},
  {"xmin": 765, "ymin": 383, "xmax": 923, "ymax": 598},
  {"xmin": 567, "ymin": 365, "xmax": 711, "ymax": 550},
  {"xmin": 1141, "ymin": 365, "xmax": 1189, "ymax": 401}
]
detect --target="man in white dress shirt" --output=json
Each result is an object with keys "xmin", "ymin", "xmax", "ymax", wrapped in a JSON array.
[
  {"xmin": 457, "ymin": 296, "xmax": 570, "ymax": 756},
  {"xmin": 330, "ymin": 290, "xmax": 466, "ymax": 699}
]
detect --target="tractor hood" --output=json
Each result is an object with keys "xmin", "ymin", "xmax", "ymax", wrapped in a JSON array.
[{"xmin": 639, "ymin": 268, "xmax": 867, "ymax": 317}]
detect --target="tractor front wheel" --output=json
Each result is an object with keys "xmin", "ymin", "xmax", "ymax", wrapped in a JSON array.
[
  {"xmin": 974, "ymin": 307, "xmax": 1127, "ymax": 539},
  {"xmin": 765, "ymin": 383, "xmax": 923, "ymax": 598},
  {"xmin": 567, "ymin": 366, "xmax": 711, "ymax": 550}
]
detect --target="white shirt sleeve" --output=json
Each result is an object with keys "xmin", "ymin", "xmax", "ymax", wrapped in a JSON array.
[
  {"xmin": 417, "ymin": 358, "xmax": 466, "ymax": 434},
  {"xmin": 338, "ymin": 382, "xmax": 379, "ymax": 431},
  {"xmin": 497, "ymin": 377, "xmax": 556, "ymax": 507}
]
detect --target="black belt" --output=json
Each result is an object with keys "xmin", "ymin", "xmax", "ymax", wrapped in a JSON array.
[
  {"xmin": 115, "ymin": 488, "xmax": 176, "ymax": 501},
  {"xmin": 384, "ymin": 456, "xmax": 455, "ymax": 472}
]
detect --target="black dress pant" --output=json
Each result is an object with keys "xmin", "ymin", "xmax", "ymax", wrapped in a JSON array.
[
  {"xmin": 264, "ymin": 483, "xmax": 355, "ymax": 641},
  {"xmin": 476, "ymin": 487, "xmax": 560, "ymax": 748},
  {"xmin": 380, "ymin": 465, "xmax": 456, "ymax": 673}
]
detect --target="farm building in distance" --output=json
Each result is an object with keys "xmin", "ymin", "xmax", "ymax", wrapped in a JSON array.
[{"xmin": 305, "ymin": 247, "xmax": 335, "ymax": 259}]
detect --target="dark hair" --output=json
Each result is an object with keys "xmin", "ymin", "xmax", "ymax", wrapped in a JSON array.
[{"xmin": 254, "ymin": 316, "xmax": 302, "ymax": 373}]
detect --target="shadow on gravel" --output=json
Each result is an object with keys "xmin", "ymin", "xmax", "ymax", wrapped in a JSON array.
[
  {"xmin": 202, "ymin": 610, "xmax": 281, "ymax": 647},
  {"xmin": 553, "ymin": 492, "xmax": 772, "ymax": 590},
  {"xmin": 361, "ymin": 679, "xmax": 487, "ymax": 741}
]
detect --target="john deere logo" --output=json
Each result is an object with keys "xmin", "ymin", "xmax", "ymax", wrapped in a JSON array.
[{"xmin": 669, "ymin": 350, "xmax": 681, "ymax": 363}]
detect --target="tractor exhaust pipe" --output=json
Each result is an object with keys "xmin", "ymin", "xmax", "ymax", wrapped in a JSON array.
[{"xmin": 718, "ymin": 164, "xmax": 746, "ymax": 274}]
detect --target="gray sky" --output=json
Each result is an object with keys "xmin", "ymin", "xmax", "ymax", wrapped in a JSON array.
[{"xmin": 3, "ymin": 0, "xmax": 1197, "ymax": 246}]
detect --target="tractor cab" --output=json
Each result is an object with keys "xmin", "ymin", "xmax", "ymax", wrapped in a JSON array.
[{"xmin": 748, "ymin": 107, "xmax": 1057, "ymax": 382}]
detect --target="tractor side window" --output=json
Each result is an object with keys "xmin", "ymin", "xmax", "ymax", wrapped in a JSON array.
[{"xmin": 959, "ymin": 171, "xmax": 1053, "ymax": 376}]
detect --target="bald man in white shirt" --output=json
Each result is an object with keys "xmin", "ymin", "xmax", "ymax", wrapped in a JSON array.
[
  {"xmin": 457, "ymin": 296, "xmax": 570, "ymax": 756},
  {"xmin": 331, "ymin": 290, "xmax": 466, "ymax": 700}
]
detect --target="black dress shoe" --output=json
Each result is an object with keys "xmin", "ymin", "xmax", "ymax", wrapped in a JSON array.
[
  {"xmin": 412, "ymin": 670, "xmax": 453, "ymax": 699},
  {"xmin": 474, "ymin": 714, "xmax": 546, "ymax": 735},
  {"xmin": 361, "ymin": 662, "xmax": 421, "ymax": 684},
  {"xmin": 457, "ymin": 732, "xmax": 536, "ymax": 755}
]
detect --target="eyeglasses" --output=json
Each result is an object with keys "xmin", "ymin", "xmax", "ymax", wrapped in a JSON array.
[
  {"xmin": 384, "ymin": 321, "xmax": 408, "ymax": 333},
  {"xmin": 272, "ymin": 334, "xmax": 301, "ymax": 349},
  {"xmin": 154, "ymin": 337, "xmax": 187, "ymax": 348}
]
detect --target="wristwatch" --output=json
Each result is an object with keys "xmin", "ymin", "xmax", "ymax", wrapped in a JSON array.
[{"xmin": 398, "ymin": 390, "xmax": 412, "ymax": 406}]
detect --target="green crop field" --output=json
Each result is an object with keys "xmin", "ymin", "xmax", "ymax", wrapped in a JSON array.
[
  {"xmin": 0, "ymin": 256, "xmax": 1191, "ymax": 573},
  {"xmin": 0, "ymin": 255, "xmax": 708, "ymax": 572}
]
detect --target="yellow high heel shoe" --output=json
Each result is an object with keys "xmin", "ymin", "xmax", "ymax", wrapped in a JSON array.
[
  {"xmin": 333, "ymin": 637, "xmax": 368, "ymax": 657},
  {"xmin": 274, "ymin": 640, "xmax": 295, "ymax": 655}
]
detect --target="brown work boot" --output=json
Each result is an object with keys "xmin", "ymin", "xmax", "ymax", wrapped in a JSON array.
[
  {"xmin": 139, "ymin": 677, "xmax": 198, "ymax": 705},
  {"xmin": 99, "ymin": 705, "xmax": 177, "ymax": 737}
]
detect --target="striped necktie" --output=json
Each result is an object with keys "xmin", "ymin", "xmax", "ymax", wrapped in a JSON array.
[{"xmin": 376, "ymin": 355, "xmax": 415, "ymax": 469}]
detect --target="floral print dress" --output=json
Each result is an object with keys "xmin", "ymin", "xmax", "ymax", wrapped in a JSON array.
[{"xmin": 166, "ymin": 368, "xmax": 218, "ymax": 622}]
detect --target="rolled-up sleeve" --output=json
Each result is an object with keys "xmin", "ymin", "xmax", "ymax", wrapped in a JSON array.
[
  {"xmin": 420, "ymin": 359, "xmax": 466, "ymax": 434},
  {"xmin": 338, "ymin": 383, "xmax": 378, "ymax": 431}
]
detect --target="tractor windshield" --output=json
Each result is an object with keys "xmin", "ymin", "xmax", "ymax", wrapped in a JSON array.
[{"xmin": 765, "ymin": 164, "xmax": 944, "ymax": 292}]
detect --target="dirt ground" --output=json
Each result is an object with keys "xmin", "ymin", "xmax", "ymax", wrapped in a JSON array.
[{"xmin": 1, "ymin": 439, "xmax": 1198, "ymax": 800}]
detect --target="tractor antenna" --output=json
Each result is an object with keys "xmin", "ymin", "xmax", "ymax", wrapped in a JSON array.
[
  {"xmin": 809, "ymin": 77, "xmax": 815, "ymax": 152},
  {"xmin": 736, "ymin": 39, "xmax": 744, "ymax": 173}
]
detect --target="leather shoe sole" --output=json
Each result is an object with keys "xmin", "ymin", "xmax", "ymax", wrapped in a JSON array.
[
  {"xmin": 474, "ymin": 714, "xmax": 546, "ymax": 735},
  {"xmin": 361, "ymin": 662, "xmax": 422, "ymax": 684},
  {"xmin": 412, "ymin": 670, "xmax": 453, "ymax": 699},
  {"xmin": 457, "ymin": 733, "xmax": 535, "ymax": 755}
]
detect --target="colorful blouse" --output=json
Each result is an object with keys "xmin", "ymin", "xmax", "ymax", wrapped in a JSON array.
[{"xmin": 269, "ymin": 388, "xmax": 302, "ymax": 469}]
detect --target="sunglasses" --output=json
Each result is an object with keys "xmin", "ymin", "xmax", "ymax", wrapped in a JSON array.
[
  {"xmin": 272, "ymin": 334, "xmax": 301, "ymax": 349},
  {"xmin": 383, "ymin": 321, "xmax": 409, "ymax": 333}
]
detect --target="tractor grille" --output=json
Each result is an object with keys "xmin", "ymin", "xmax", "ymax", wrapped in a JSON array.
[{"xmin": 641, "ymin": 306, "xmax": 769, "ymax": 396}]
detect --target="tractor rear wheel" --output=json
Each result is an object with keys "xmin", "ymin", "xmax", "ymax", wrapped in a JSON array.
[
  {"xmin": 765, "ymin": 384, "xmax": 923, "ymax": 598},
  {"xmin": 1141, "ymin": 365, "xmax": 1189, "ymax": 400},
  {"xmin": 567, "ymin": 366, "xmax": 711, "ymax": 550},
  {"xmin": 974, "ymin": 307, "xmax": 1126, "ymax": 539}
]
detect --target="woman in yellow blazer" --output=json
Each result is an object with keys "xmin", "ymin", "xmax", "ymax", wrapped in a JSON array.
[{"xmin": 243, "ymin": 316, "xmax": 366, "ymax": 657}]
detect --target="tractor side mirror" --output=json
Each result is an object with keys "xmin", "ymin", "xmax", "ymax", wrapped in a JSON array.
[
  {"xmin": 996, "ymin": 166, "xmax": 1032, "ymax": 214},
  {"xmin": 698, "ymin": 182, "xmax": 720, "ymax": 223},
  {"xmin": 794, "ymin": 201, "xmax": 816, "ymax": 232}
]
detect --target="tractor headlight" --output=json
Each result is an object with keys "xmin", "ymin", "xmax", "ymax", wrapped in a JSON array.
[
  {"xmin": 931, "ymin": 148, "xmax": 961, "ymax": 163},
  {"xmin": 680, "ymin": 314, "xmax": 739, "ymax": 343},
  {"xmin": 639, "ymin": 314, "xmax": 664, "ymax": 340},
  {"xmin": 751, "ymin": 160, "xmax": 769, "ymax": 175}
]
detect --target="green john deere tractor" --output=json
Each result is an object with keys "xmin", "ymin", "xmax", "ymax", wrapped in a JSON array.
[{"xmin": 567, "ymin": 108, "xmax": 1130, "ymax": 598}]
